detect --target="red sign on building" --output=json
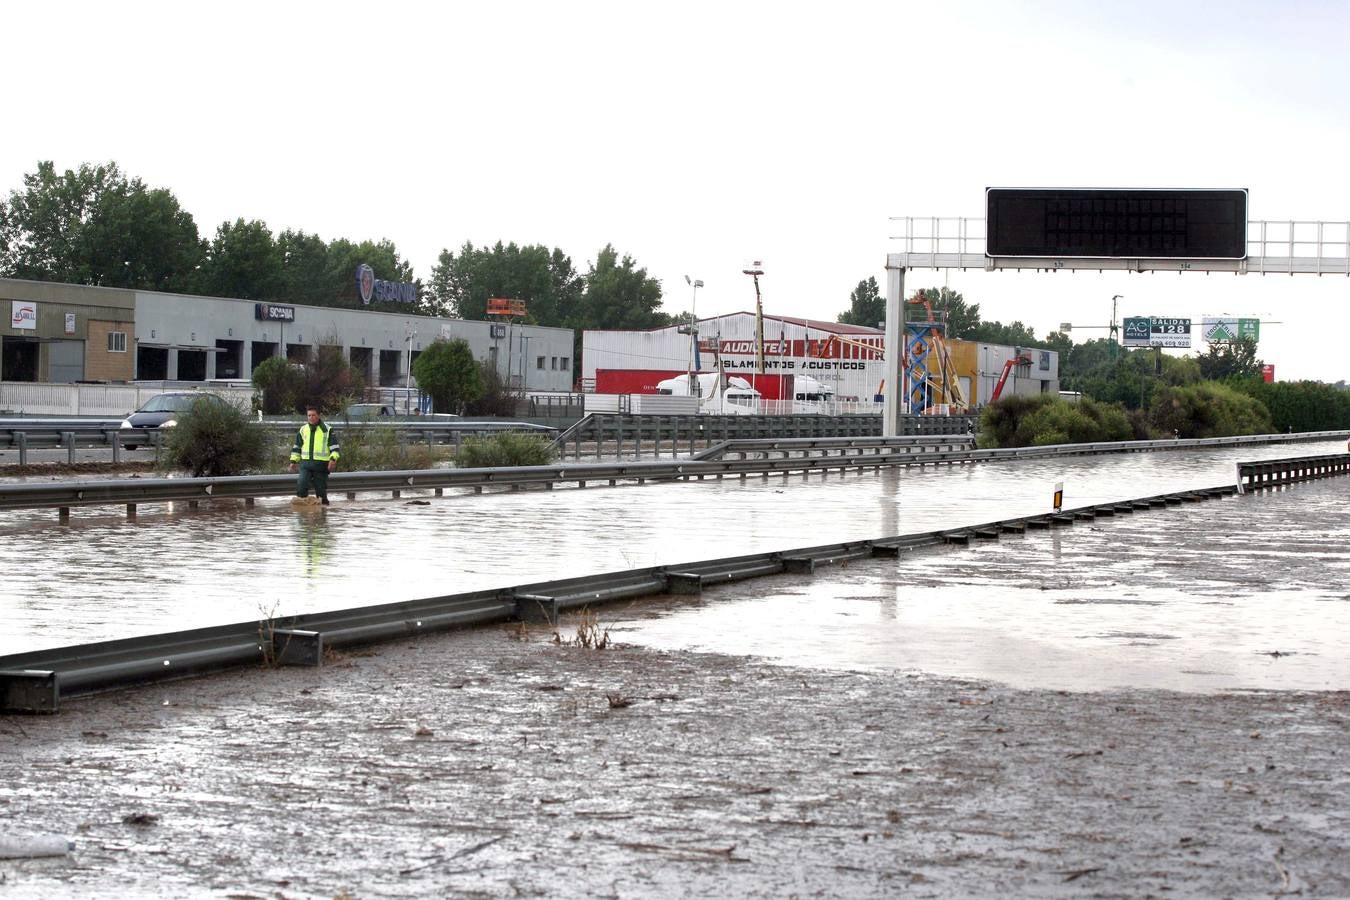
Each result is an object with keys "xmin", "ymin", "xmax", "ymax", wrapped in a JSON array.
[{"xmin": 1261, "ymin": 364, "xmax": 1275, "ymax": 383}]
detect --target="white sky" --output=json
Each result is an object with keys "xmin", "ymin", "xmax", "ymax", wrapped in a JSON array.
[{"xmin": 5, "ymin": 0, "xmax": 1349, "ymax": 381}]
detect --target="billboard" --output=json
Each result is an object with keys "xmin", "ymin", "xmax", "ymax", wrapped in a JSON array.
[
  {"xmin": 1122, "ymin": 317, "xmax": 1152, "ymax": 347},
  {"xmin": 1123, "ymin": 316, "xmax": 1192, "ymax": 348},
  {"xmin": 985, "ymin": 188, "xmax": 1248, "ymax": 259},
  {"xmin": 11, "ymin": 301, "xmax": 36, "ymax": 329},
  {"xmin": 1202, "ymin": 317, "xmax": 1260, "ymax": 343}
]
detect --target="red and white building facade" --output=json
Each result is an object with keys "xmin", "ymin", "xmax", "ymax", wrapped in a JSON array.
[{"xmin": 583, "ymin": 313, "xmax": 886, "ymax": 402}]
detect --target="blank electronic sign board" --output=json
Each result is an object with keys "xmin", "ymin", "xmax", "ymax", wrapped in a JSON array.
[{"xmin": 985, "ymin": 188, "xmax": 1247, "ymax": 259}]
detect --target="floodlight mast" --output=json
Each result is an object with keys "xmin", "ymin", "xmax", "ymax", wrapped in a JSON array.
[
  {"xmin": 742, "ymin": 262, "xmax": 765, "ymax": 375},
  {"xmin": 684, "ymin": 275, "xmax": 703, "ymax": 398}
]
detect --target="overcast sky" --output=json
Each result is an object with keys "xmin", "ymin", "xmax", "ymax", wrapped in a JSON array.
[{"xmin": 6, "ymin": 0, "xmax": 1349, "ymax": 381}]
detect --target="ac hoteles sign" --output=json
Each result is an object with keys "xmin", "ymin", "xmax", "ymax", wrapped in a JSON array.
[
  {"xmin": 355, "ymin": 264, "xmax": 416, "ymax": 306},
  {"xmin": 1123, "ymin": 316, "xmax": 1192, "ymax": 348}
]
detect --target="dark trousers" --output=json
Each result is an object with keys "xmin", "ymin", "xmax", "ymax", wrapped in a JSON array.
[{"xmin": 296, "ymin": 461, "xmax": 330, "ymax": 500}]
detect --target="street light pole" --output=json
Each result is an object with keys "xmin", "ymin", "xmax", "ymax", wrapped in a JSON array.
[
  {"xmin": 1110, "ymin": 294, "xmax": 1122, "ymax": 358},
  {"xmin": 405, "ymin": 325, "xmax": 417, "ymax": 412},
  {"xmin": 684, "ymin": 275, "xmax": 703, "ymax": 398},
  {"xmin": 742, "ymin": 262, "xmax": 765, "ymax": 399}
]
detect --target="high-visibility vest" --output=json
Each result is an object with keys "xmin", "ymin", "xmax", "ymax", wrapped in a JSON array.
[{"xmin": 290, "ymin": 422, "xmax": 340, "ymax": 463}]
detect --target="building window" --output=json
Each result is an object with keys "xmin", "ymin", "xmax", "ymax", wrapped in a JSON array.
[
  {"xmin": 551, "ymin": 356, "xmax": 559, "ymax": 370},
  {"xmin": 536, "ymin": 356, "xmax": 545, "ymax": 370},
  {"xmin": 107, "ymin": 331, "xmax": 127, "ymax": 353},
  {"xmin": 560, "ymin": 357, "xmax": 569, "ymax": 371}
]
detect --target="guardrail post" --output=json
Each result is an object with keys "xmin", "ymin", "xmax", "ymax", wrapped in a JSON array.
[
  {"xmin": 0, "ymin": 670, "xmax": 59, "ymax": 714},
  {"xmin": 666, "ymin": 572, "xmax": 702, "ymax": 595},
  {"xmin": 515, "ymin": 593, "xmax": 559, "ymax": 625},
  {"xmin": 62, "ymin": 431, "xmax": 75, "ymax": 464},
  {"xmin": 272, "ymin": 629, "xmax": 323, "ymax": 667},
  {"xmin": 108, "ymin": 429, "xmax": 121, "ymax": 465},
  {"xmin": 16, "ymin": 431, "xmax": 27, "ymax": 466}
]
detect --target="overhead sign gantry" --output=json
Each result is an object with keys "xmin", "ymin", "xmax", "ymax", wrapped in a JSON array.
[{"xmin": 882, "ymin": 188, "xmax": 1350, "ymax": 435}]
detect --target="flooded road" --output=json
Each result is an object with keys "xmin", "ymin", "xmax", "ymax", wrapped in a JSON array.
[
  {"xmin": 619, "ymin": 477, "xmax": 1350, "ymax": 692},
  {"xmin": 3, "ymin": 439, "xmax": 1347, "ymax": 693}
]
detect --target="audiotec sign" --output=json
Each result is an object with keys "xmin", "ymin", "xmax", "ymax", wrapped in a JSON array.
[{"xmin": 11, "ymin": 301, "xmax": 37, "ymax": 329}]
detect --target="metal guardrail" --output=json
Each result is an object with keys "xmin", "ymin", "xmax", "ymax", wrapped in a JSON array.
[
  {"xmin": 0, "ymin": 451, "xmax": 990, "ymax": 520},
  {"xmin": 694, "ymin": 435, "xmax": 975, "ymax": 461},
  {"xmin": 0, "ymin": 479, "xmax": 1264, "ymax": 713},
  {"xmin": 4, "ymin": 431, "xmax": 1348, "ymax": 521},
  {"xmin": 0, "ymin": 419, "xmax": 556, "ymax": 464},
  {"xmin": 1237, "ymin": 453, "xmax": 1350, "ymax": 491},
  {"xmin": 552, "ymin": 412, "xmax": 979, "ymax": 459}
]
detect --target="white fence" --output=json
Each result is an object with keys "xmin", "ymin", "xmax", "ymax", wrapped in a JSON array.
[
  {"xmin": 0, "ymin": 382, "xmax": 255, "ymax": 416},
  {"xmin": 582, "ymin": 394, "xmax": 883, "ymax": 416}
]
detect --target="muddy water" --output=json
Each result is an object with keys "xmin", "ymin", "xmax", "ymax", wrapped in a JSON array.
[
  {"xmin": 619, "ymin": 478, "xmax": 1350, "ymax": 693},
  {"xmin": 1, "ymin": 440, "xmax": 1346, "ymax": 676}
]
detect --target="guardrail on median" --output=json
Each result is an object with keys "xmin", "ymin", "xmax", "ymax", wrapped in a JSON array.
[
  {"xmin": 0, "ymin": 419, "xmax": 557, "ymax": 465},
  {"xmin": 4, "ymin": 433, "xmax": 1348, "ymax": 522}
]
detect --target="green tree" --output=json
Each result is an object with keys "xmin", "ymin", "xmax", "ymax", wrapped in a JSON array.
[
  {"xmin": 326, "ymin": 237, "xmax": 418, "ymax": 312},
  {"xmin": 1147, "ymin": 382, "xmax": 1273, "ymax": 438},
  {"xmin": 277, "ymin": 229, "xmax": 333, "ymax": 305},
  {"xmin": 1234, "ymin": 379, "xmax": 1350, "ymax": 432},
  {"xmin": 575, "ymin": 244, "xmax": 670, "ymax": 330},
  {"xmin": 304, "ymin": 343, "xmax": 365, "ymax": 414},
  {"xmin": 837, "ymin": 277, "xmax": 885, "ymax": 327},
  {"xmin": 0, "ymin": 160, "xmax": 203, "ymax": 290},
  {"xmin": 1197, "ymin": 337, "xmax": 1263, "ymax": 380},
  {"xmin": 194, "ymin": 218, "xmax": 283, "ymax": 300},
  {"xmin": 426, "ymin": 241, "xmax": 582, "ymax": 325},
  {"xmin": 967, "ymin": 319, "xmax": 1041, "ymax": 347},
  {"xmin": 412, "ymin": 338, "xmax": 484, "ymax": 414},
  {"xmin": 915, "ymin": 287, "xmax": 982, "ymax": 337},
  {"xmin": 463, "ymin": 358, "xmax": 520, "ymax": 417},
  {"xmin": 251, "ymin": 357, "xmax": 306, "ymax": 414}
]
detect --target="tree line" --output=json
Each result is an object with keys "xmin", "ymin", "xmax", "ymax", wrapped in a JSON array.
[
  {"xmin": 837, "ymin": 277, "xmax": 1349, "ymax": 440},
  {"xmin": 0, "ymin": 161, "xmax": 673, "ymax": 341}
]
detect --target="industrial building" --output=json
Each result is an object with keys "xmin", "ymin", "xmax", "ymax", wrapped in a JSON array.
[
  {"xmin": 0, "ymin": 277, "xmax": 573, "ymax": 392},
  {"xmin": 583, "ymin": 312, "xmax": 1059, "ymax": 411}
]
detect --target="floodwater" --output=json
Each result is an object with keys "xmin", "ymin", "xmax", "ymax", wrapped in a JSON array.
[
  {"xmin": 619, "ymin": 476, "xmax": 1350, "ymax": 693},
  {"xmin": 2, "ymin": 439, "xmax": 1347, "ymax": 693}
]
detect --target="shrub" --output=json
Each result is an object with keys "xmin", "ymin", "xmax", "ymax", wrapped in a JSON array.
[
  {"xmin": 978, "ymin": 394, "xmax": 1131, "ymax": 448},
  {"xmin": 163, "ymin": 397, "xmax": 269, "ymax": 476},
  {"xmin": 412, "ymin": 338, "xmax": 483, "ymax": 414},
  {"xmin": 1146, "ymin": 382, "xmax": 1273, "ymax": 438},
  {"xmin": 1233, "ymin": 379, "xmax": 1350, "ymax": 433},
  {"xmin": 456, "ymin": 432, "xmax": 557, "ymax": 468},
  {"xmin": 336, "ymin": 425, "xmax": 439, "ymax": 472},
  {"xmin": 252, "ymin": 357, "xmax": 305, "ymax": 414},
  {"xmin": 464, "ymin": 359, "xmax": 523, "ymax": 417},
  {"xmin": 305, "ymin": 343, "xmax": 365, "ymax": 415}
]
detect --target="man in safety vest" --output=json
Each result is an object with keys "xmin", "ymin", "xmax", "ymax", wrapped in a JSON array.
[{"xmin": 288, "ymin": 405, "xmax": 340, "ymax": 505}]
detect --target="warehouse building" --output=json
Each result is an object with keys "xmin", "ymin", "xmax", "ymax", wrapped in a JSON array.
[
  {"xmin": 0, "ymin": 277, "xmax": 573, "ymax": 392},
  {"xmin": 583, "ymin": 311, "xmax": 1058, "ymax": 410}
]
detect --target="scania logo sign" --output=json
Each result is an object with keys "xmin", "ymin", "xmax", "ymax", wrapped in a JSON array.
[
  {"xmin": 355, "ymin": 263, "xmax": 416, "ymax": 305},
  {"xmin": 356, "ymin": 264, "xmax": 376, "ymax": 306}
]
